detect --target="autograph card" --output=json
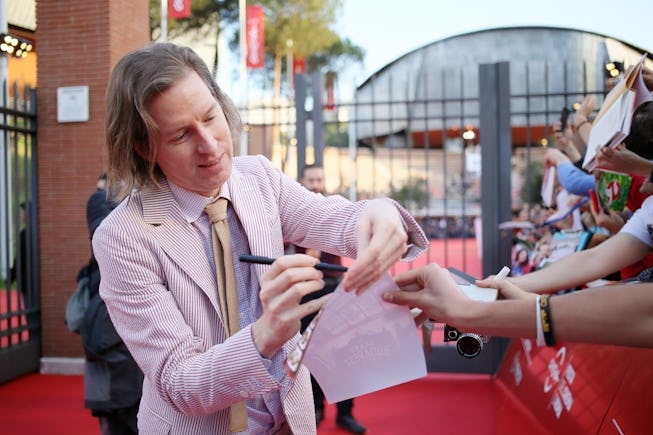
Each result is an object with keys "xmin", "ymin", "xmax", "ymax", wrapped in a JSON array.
[{"xmin": 285, "ymin": 273, "xmax": 426, "ymax": 404}]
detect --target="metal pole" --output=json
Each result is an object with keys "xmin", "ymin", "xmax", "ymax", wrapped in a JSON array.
[
  {"xmin": 238, "ymin": 0, "xmax": 248, "ymax": 156},
  {"xmin": 312, "ymin": 72, "xmax": 324, "ymax": 166},
  {"xmin": 0, "ymin": 0, "xmax": 8, "ymax": 280},
  {"xmin": 295, "ymin": 74, "xmax": 307, "ymax": 180},
  {"xmin": 479, "ymin": 62, "xmax": 512, "ymax": 277},
  {"xmin": 160, "ymin": 0, "xmax": 168, "ymax": 41}
]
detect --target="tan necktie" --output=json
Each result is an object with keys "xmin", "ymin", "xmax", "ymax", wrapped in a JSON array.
[{"xmin": 204, "ymin": 198, "xmax": 248, "ymax": 432}]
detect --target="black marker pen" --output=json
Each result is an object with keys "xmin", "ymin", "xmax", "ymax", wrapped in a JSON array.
[{"xmin": 239, "ymin": 254, "xmax": 348, "ymax": 273}]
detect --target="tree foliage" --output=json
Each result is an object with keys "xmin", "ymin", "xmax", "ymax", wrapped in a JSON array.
[
  {"xmin": 307, "ymin": 37, "xmax": 365, "ymax": 74},
  {"xmin": 391, "ymin": 178, "xmax": 430, "ymax": 211},
  {"xmin": 260, "ymin": 0, "xmax": 340, "ymax": 60},
  {"xmin": 150, "ymin": 0, "xmax": 364, "ymax": 78}
]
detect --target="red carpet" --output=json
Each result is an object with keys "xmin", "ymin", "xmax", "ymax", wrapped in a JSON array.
[
  {"xmin": 0, "ymin": 372, "xmax": 541, "ymax": 435},
  {"xmin": 342, "ymin": 238, "xmax": 483, "ymax": 278},
  {"xmin": 317, "ymin": 373, "xmax": 498, "ymax": 435},
  {"xmin": 0, "ymin": 373, "xmax": 97, "ymax": 435},
  {"xmin": 0, "ymin": 239, "xmax": 493, "ymax": 434}
]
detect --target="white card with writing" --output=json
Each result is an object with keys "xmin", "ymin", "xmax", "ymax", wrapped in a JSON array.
[{"xmin": 299, "ymin": 273, "xmax": 426, "ymax": 404}]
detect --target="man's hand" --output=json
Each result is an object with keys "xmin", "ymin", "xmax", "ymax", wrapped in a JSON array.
[
  {"xmin": 343, "ymin": 198, "xmax": 409, "ymax": 293},
  {"xmin": 252, "ymin": 254, "xmax": 328, "ymax": 358}
]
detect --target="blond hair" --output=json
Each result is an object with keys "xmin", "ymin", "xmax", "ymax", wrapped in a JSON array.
[{"xmin": 105, "ymin": 42, "xmax": 241, "ymax": 201}]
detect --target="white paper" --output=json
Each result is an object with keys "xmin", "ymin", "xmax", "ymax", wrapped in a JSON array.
[
  {"xmin": 582, "ymin": 89, "xmax": 634, "ymax": 171},
  {"xmin": 288, "ymin": 273, "xmax": 426, "ymax": 404},
  {"xmin": 541, "ymin": 166, "xmax": 556, "ymax": 208},
  {"xmin": 458, "ymin": 284, "xmax": 498, "ymax": 302},
  {"xmin": 581, "ymin": 53, "xmax": 651, "ymax": 172}
]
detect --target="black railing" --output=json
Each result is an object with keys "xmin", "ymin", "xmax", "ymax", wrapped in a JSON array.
[{"xmin": 0, "ymin": 81, "xmax": 40, "ymax": 384}]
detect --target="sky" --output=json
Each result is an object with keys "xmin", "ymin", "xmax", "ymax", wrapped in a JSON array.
[
  {"xmin": 334, "ymin": 0, "xmax": 653, "ymax": 87},
  {"xmin": 215, "ymin": 0, "xmax": 653, "ymax": 101}
]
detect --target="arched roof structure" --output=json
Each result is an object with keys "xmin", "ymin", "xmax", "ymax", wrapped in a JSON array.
[{"xmin": 353, "ymin": 26, "xmax": 652, "ymax": 147}]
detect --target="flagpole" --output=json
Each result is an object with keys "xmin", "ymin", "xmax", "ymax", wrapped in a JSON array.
[
  {"xmin": 239, "ymin": 0, "xmax": 248, "ymax": 156},
  {"xmin": 160, "ymin": 0, "xmax": 168, "ymax": 41}
]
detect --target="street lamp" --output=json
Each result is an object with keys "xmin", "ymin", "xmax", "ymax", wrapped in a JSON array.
[
  {"xmin": 462, "ymin": 128, "xmax": 476, "ymax": 142},
  {"xmin": 0, "ymin": 33, "xmax": 33, "ymax": 58}
]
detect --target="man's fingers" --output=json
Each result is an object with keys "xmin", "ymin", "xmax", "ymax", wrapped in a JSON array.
[{"xmin": 297, "ymin": 293, "xmax": 331, "ymax": 320}]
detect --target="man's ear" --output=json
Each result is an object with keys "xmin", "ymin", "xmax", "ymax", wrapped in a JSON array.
[{"xmin": 133, "ymin": 140, "xmax": 150, "ymax": 161}]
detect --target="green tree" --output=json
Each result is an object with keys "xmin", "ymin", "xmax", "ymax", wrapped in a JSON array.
[
  {"xmin": 391, "ymin": 178, "xmax": 430, "ymax": 211},
  {"xmin": 151, "ymin": 1, "xmax": 364, "ymax": 92},
  {"xmin": 306, "ymin": 37, "xmax": 365, "ymax": 74},
  {"xmin": 521, "ymin": 160, "xmax": 544, "ymax": 205}
]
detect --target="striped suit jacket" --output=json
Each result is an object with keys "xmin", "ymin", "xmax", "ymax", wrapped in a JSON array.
[{"xmin": 92, "ymin": 155, "xmax": 426, "ymax": 434}]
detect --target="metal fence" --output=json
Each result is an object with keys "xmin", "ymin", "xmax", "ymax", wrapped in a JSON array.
[
  {"xmin": 241, "ymin": 60, "xmax": 609, "ymax": 373},
  {"xmin": 0, "ymin": 81, "xmax": 39, "ymax": 383},
  {"xmin": 0, "ymin": 58, "xmax": 613, "ymax": 379}
]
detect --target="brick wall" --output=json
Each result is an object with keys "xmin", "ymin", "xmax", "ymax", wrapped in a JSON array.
[{"xmin": 35, "ymin": 0, "xmax": 149, "ymax": 357}]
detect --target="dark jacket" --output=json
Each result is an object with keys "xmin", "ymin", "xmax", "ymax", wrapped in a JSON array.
[{"xmin": 80, "ymin": 188, "xmax": 143, "ymax": 414}]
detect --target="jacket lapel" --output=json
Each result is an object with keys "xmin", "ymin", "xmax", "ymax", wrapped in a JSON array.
[
  {"xmin": 228, "ymin": 168, "xmax": 281, "ymax": 278},
  {"xmin": 141, "ymin": 180, "xmax": 221, "ymax": 317}
]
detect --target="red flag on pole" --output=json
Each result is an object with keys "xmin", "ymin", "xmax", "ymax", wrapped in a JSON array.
[
  {"xmin": 293, "ymin": 58, "xmax": 306, "ymax": 74},
  {"xmin": 325, "ymin": 71, "xmax": 336, "ymax": 111},
  {"xmin": 169, "ymin": 0, "xmax": 191, "ymax": 19},
  {"xmin": 246, "ymin": 5, "xmax": 265, "ymax": 69}
]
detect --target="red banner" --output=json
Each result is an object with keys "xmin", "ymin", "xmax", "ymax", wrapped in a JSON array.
[
  {"xmin": 168, "ymin": 0, "xmax": 191, "ymax": 19},
  {"xmin": 246, "ymin": 5, "xmax": 265, "ymax": 69},
  {"xmin": 293, "ymin": 57, "xmax": 306, "ymax": 74},
  {"xmin": 325, "ymin": 71, "xmax": 336, "ymax": 111}
]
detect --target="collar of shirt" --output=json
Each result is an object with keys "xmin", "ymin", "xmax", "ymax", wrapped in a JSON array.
[{"xmin": 168, "ymin": 180, "xmax": 231, "ymax": 223}]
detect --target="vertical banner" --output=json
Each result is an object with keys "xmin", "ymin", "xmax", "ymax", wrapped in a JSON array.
[
  {"xmin": 168, "ymin": 0, "xmax": 191, "ymax": 19},
  {"xmin": 246, "ymin": 5, "xmax": 265, "ymax": 69},
  {"xmin": 293, "ymin": 58, "xmax": 306, "ymax": 74},
  {"xmin": 325, "ymin": 71, "xmax": 336, "ymax": 111}
]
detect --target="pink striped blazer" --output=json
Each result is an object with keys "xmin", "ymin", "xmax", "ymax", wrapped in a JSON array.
[{"xmin": 92, "ymin": 155, "xmax": 426, "ymax": 434}]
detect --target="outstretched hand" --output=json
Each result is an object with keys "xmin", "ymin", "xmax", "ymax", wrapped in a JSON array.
[
  {"xmin": 586, "ymin": 191, "xmax": 625, "ymax": 234},
  {"xmin": 595, "ymin": 144, "xmax": 653, "ymax": 177},
  {"xmin": 343, "ymin": 198, "xmax": 409, "ymax": 293},
  {"xmin": 475, "ymin": 276, "xmax": 536, "ymax": 301},
  {"xmin": 383, "ymin": 264, "xmax": 468, "ymax": 326}
]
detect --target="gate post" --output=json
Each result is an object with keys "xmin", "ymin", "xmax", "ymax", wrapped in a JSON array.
[
  {"xmin": 479, "ymin": 62, "xmax": 513, "ymax": 277},
  {"xmin": 311, "ymin": 72, "xmax": 324, "ymax": 167},
  {"xmin": 294, "ymin": 73, "xmax": 308, "ymax": 180},
  {"xmin": 294, "ymin": 72, "xmax": 325, "ymax": 179}
]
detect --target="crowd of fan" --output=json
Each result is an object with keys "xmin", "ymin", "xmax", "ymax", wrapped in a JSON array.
[{"xmin": 383, "ymin": 61, "xmax": 653, "ymax": 349}]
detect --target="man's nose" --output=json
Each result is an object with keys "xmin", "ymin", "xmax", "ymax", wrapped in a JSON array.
[{"xmin": 196, "ymin": 126, "xmax": 217, "ymax": 151}]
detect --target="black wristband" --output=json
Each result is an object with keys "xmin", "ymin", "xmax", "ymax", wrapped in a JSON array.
[
  {"xmin": 539, "ymin": 295, "xmax": 556, "ymax": 347},
  {"xmin": 577, "ymin": 119, "xmax": 590, "ymax": 129},
  {"xmin": 648, "ymin": 168, "xmax": 653, "ymax": 184}
]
